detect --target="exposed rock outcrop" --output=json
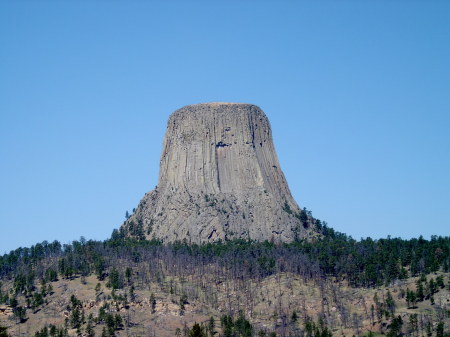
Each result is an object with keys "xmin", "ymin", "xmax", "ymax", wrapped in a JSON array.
[{"xmin": 123, "ymin": 103, "xmax": 315, "ymax": 243}]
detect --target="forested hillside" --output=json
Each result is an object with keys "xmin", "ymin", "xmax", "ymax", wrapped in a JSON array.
[
  {"xmin": 2, "ymin": 224, "xmax": 448, "ymax": 287},
  {"xmin": 0, "ymin": 226, "xmax": 449, "ymax": 336}
]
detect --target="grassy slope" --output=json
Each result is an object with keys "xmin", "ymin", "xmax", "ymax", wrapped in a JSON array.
[{"xmin": 1, "ymin": 270, "xmax": 449, "ymax": 337}]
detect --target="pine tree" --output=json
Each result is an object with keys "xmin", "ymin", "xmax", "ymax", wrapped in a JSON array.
[
  {"xmin": 150, "ymin": 293, "xmax": 156, "ymax": 314},
  {"xmin": 408, "ymin": 314, "xmax": 418, "ymax": 336},
  {"xmin": 387, "ymin": 315, "xmax": 403, "ymax": 337},
  {"xmin": 189, "ymin": 323, "xmax": 206, "ymax": 337},
  {"xmin": 429, "ymin": 278, "xmax": 437, "ymax": 295},
  {"xmin": 208, "ymin": 316, "xmax": 215, "ymax": 337},
  {"xmin": 0, "ymin": 326, "xmax": 9, "ymax": 337},
  {"xmin": 85, "ymin": 321, "xmax": 95, "ymax": 337},
  {"xmin": 385, "ymin": 290, "xmax": 396, "ymax": 316},
  {"xmin": 406, "ymin": 288, "xmax": 416, "ymax": 309},
  {"xmin": 416, "ymin": 280, "xmax": 425, "ymax": 301},
  {"xmin": 436, "ymin": 322, "xmax": 444, "ymax": 337}
]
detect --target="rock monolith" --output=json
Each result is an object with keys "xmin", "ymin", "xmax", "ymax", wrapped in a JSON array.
[{"xmin": 122, "ymin": 103, "xmax": 316, "ymax": 243}]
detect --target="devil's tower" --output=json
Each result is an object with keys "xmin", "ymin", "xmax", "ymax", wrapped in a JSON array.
[{"xmin": 123, "ymin": 103, "xmax": 315, "ymax": 243}]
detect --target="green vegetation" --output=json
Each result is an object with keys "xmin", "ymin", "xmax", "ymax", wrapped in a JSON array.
[
  {"xmin": 0, "ymin": 230, "xmax": 448, "ymax": 291},
  {"xmin": 386, "ymin": 315, "xmax": 403, "ymax": 337},
  {"xmin": 188, "ymin": 322, "xmax": 207, "ymax": 337},
  {"xmin": 0, "ymin": 326, "xmax": 9, "ymax": 337},
  {"xmin": 303, "ymin": 317, "xmax": 332, "ymax": 337},
  {"xmin": 221, "ymin": 312, "xmax": 253, "ymax": 337},
  {"xmin": 0, "ymin": 222, "xmax": 448, "ymax": 336},
  {"xmin": 34, "ymin": 325, "xmax": 68, "ymax": 337},
  {"xmin": 106, "ymin": 267, "xmax": 122, "ymax": 290}
]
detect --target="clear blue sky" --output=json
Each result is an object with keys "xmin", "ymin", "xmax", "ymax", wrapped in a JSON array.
[{"xmin": 1, "ymin": 1, "xmax": 449, "ymax": 254}]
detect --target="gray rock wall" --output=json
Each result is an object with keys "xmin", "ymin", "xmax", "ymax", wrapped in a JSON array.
[{"xmin": 123, "ymin": 103, "xmax": 315, "ymax": 243}]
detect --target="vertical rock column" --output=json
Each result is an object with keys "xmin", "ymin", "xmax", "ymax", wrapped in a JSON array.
[{"xmin": 124, "ymin": 103, "xmax": 314, "ymax": 243}]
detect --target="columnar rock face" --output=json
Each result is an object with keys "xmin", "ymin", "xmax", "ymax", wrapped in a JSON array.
[{"xmin": 123, "ymin": 103, "xmax": 315, "ymax": 243}]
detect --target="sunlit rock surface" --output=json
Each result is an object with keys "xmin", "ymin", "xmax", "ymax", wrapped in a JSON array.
[{"xmin": 123, "ymin": 103, "xmax": 315, "ymax": 243}]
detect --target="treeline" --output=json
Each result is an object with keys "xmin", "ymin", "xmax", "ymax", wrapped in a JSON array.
[
  {"xmin": 0, "ymin": 229, "xmax": 449, "ymax": 288},
  {"xmin": 294, "ymin": 226, "xmax": 450, "ymax": 286},
  {"xmin": 0, "ymin": 230, "xmax": 449, "ymax": 337}
]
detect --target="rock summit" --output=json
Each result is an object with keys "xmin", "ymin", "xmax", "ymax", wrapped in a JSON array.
[{"xmin": 123, "ymin": 103, "xmax": 315, "ymax": 243}]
